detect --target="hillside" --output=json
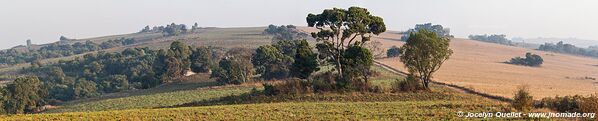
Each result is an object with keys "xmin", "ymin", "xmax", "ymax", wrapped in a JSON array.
[
  {"xmin": 374, "ymin": 35, "xmax": 598, "ymax": 98},
  {"xmin": 2, "ymin": 65, "xmax": 509, "ymax": 120},
  {"xmin": 0, "ymin": 27, "xmax": 276, "ymax": 82}
]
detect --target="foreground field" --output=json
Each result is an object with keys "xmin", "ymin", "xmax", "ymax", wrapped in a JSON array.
[{"xmin": 3, "ymin": 101, "xmax": 506, "ymax": 120}]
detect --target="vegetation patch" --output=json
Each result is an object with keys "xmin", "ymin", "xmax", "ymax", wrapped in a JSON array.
[
  {"xmin": 44, "ymin": 85, "xmax": 255, "ymax": 113},
  {"xmin": 507, "ymin": 52, "xmax": 543, "ymax": 67},
  {"xmin": 1, "ymin": 101, "xmax": 509, "ymax": 120}
]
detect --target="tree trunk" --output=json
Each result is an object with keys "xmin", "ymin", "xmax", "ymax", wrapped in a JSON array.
[
  {"xmin": 423, "ymin": 78, "xmax": 430, "ymax": 90},
  {"xmin": 336, "ymin": 55, "xmax": 343, "ymax": 78}
]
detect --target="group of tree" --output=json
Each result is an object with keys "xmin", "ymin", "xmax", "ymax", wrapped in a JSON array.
[
  {"xmin": 508, "ymin": 52, "xmax": 543, "ymax": 67},
  {"xmin": 261, "ymin": 7, "xmax": 453, "ymax": 94},
  {"xmin": 401, "ymin": 23, "xmax": 452, "ymax": 41},
  {"xmin": 0, "ymin": 41, "xmax": 222, "ymax": 114},
  {"xmin": 139, "ymin": 23, "xmax": 200, "ymax": 36},
  {"xmin": 538, "ymin": 41, "xmax": 598, "ymax": 58},
  {"xmin": 263, "ymin": 25, "xmax": 309, "ymax": 41},
  {"xmin": 306, "ymin": 6, "xmax": 386, "ymax": 91},
  {"xmin": 0, "ymin": 38, "xmax": 136, "ymax": 65},
  {"xmin": 468, "ymin": 34, "xmax": 513, "ymax": 46},
  {"xmin": 210, "ymin": 39, "xmax": 319, "ymax": 85}
]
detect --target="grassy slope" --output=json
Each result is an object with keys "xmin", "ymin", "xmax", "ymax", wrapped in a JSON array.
[
  {"xmin": 0, "ymin": 27, "xmax": 274, "ymax": 82},
  {"xmin": 3, "ymin": 65, "xmax": 509, "ymax": 120}
]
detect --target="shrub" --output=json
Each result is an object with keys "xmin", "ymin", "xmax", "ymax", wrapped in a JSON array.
[
  {"xmin": 509, "ymin": 53, "xmax": 543, "ymax": 66},
  {"xmin": 311, "ymin": 71, "xmax": 336, "ymax": 92},
  {"xmin": 263, "ymin": 78, "xmax": 312, "ymax": 96},
  {"xmin": 391, "ymin": 75, "xmax": 422, "ymax": 92},
  {"xmin": 578, "ymin": 95, "xmax": 598, "ymax": 114},
  {"xmin": 512, "ymin": 86, "xmax": 534, "ymax": 111},
  {"xmin": 537, "ymin": 94, "xmax": 598, "ymax": 114},
  {"xmin": 262, "ymin": 83, "xmax": 279, "ymax": 96},
  {"xmin": 386, "ymin": 46, "xmax": 401, "ymax": 58},
  {"xmin": 537, "ymin": 96, "xmax": 581, "ymax": 112}
]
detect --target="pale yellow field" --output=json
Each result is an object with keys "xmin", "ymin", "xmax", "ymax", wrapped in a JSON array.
[
  {"xmin": 378, "ymin": 36, "xmax": 598, "ymax": 98},
  {"xmin": 299, "ymin": 27, "xmax": 598, "ymax": 98}
]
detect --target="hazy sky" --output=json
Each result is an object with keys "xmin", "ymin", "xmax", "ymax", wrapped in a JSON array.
[{"xmin": 1, "ymin": 0, "xmax": 597, "ymax": 49}]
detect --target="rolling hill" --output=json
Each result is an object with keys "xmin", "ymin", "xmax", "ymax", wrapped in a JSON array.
[{"xmin": 373, "ymin": 34, "xmax": 598, "ymax": 98}]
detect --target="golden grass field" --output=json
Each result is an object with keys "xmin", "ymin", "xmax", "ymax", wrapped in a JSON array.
[
  {"xmin": 376, "ymin": 34, "xmax": 598, "ymax": 98},
  {"xmin": 298, "ymin": 27, "xmax": 598, "ymax": 98}
]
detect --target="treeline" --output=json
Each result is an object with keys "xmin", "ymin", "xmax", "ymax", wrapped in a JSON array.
[
  {"xmin": 468, "ymin": 34, "xmax": 513, "ymax": 46},
  {"xmin": 263, "ymin": 25, "xmax": 309, "ymax": 41},
  {"xmin": 401, "ymin": 23, "xmax": 452, "ymax": 41},
  {"xmin": 0, "ymin": 38, "xmax": 136, "ymax": 65},
  {"xmin": 0, "ymin": 41, "xmax": 223, "ymax": 114},
  {"xmin": 139, "ymin": 23, "xmax": 201, "ymax": 36},
  {"xmin": 538, "ymin": 41, "xmax": 598, "ymax": 57}
]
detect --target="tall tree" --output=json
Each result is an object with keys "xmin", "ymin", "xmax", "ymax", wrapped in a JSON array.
[
  {"xmin": 399, "ymin": 29, "xmax": 453, "ymax": 89},
  {"xmin": 252, "ymin": 45, "xmax": 292, "ymax": 80},
  {"xmin": 306, "ymin": 6, "xmax": 386, "ymax": 78},
  {"xmin": 190, "ymin": 46, "xmax": 213, "ymax": 73},
  {"xmin": 291, "ymin": 40, "xmax": 319, "ymax": 79},
  {"xmin": 340, "ymin": 46, "xmax": 373, "ymax": 90},
  {"xmin": 211, "ymin": 48, "xmax": 254, "ymax": 84}
]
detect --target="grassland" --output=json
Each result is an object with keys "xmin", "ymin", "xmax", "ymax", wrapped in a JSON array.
[
  {"xmin": 375, "ymin": 37, "xmax": 598, "ymax": 98},
  {"xmin": 1, "ymin": 63, "xmax": 513, "ymax": 120},
  {"xmin": 300, "ymin": 26, "xmax": 598, "ymax": 99},
  {"xmin": 3, "ymin": 100, "xmax": 507, "ymax": 120}
]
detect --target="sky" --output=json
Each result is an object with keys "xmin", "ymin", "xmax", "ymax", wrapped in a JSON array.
[{"xmin": 1, "ymin": 0, "xmax": 597, "ymax": 49}]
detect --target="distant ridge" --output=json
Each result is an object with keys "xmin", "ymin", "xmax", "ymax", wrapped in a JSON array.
[{"xmin": 514, "ymin": 37, "xmax": 598, "ymax": 48}]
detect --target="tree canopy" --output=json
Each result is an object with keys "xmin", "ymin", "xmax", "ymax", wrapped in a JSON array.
[
  {"xmin": 400, "ymin": 29, "xmax": 453, "ymax": 89},
  {"xmin": 306, "ymin": 6, "xmax": 386, "ymax": 78}
]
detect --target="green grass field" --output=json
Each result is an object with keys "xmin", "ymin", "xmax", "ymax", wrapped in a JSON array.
[
  {"xmin": 3, "ymin": 101, "xmax": 506, "ymax": 120},
  {"xmin": 0, "ymin": 64, "xmax": 512, "ymax": 120}
]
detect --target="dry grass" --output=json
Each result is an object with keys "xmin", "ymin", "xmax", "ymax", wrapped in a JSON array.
[
  {"xmin": 299, "ymin": 27, "xmax": 598, "ymax": 99},
  {"xmin": 376, "ymin": 35, "xmax": 598, "ymax": 99}
]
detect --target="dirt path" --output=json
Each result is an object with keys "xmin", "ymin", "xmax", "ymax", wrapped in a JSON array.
[{"xmin": 373, "ymin": 60, "xmax": 513, "ymax": 102}]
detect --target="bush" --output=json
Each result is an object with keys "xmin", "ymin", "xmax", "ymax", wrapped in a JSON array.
[
  {"xmin": 310, "ymin": 71, "xmax": 338, "ymax": 92},
  {"xmin": 386, "ymin": 46, "xmax": 401, "ymax": 58},
  {"xmin": 262, "ymin": 78, "xmax": 313, "ymax": 96},
  {"xmin": 509, "ymin": 53, "xmax": 543, "ymax": 66},
  {"xmin": 512, "ymin": 86, "xmax": 534, "ymax": 111},
  {"xmin": 537, "ymin": 95, "xmax": 598, "ymax": 114},
  {"xmin": 391, "ymin": 75, "xmax": 422, "ymax": 92},
  {"xmin": 537, "ymin": 96, "xmax": 581, "ymax": 112},
  {"xmin": 578, "ymin": 95, "xmax": 598, "ymax": 114},
  {"xmin": 262, "ymin": 83, "xmax": 278, "ymax": 96}
]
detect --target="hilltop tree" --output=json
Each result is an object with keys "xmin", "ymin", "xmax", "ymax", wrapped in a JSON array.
[
  {"xmin": 400, "ymin": 29, "xmax": 453, "ymax": 89},
  {"xmin": 191, "ymin": 22, "xmax": 199, "ymax": 32},
  {"xmin": 59, "ymin": 36, "xmax": 69, "ymax": 41},
  {"xmin": 140, "ymin": 25, "xmax": 151, "ymax": 33},
  {"xmin": 291, "ymin": 40, "xmax": 319, "ymax": 79},
  {"xmin": 306, "ymin": 6, "xmax": 386, "ymax": 78}
]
